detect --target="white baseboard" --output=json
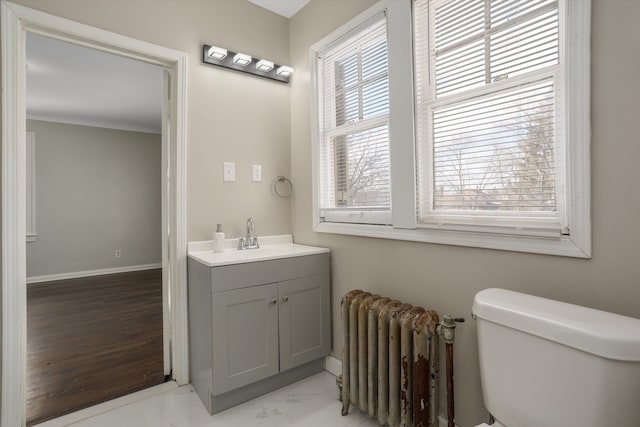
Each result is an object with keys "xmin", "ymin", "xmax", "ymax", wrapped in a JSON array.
[
  {"xmin": 33, "ymin": 381, "xmax": 178, "ymax": 427},
  {"xmin": 324, "ymin": 354, "xmax": 342, "ymax": 377},
  {"xmin": 27, "ymin": 263, "xmax": 162, "ymax": 284},
  {"xmin": 324, "ymin": 355, "xmax": 459, "ymax": 427}
]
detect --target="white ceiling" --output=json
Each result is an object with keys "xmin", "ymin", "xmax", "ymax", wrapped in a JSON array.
[
  {"xmin": 26, "ymin": 32, "xmax": 163, "ymax": 134},
  {"xmin": 248, "ymin": 0, "xmax": 310, "ymax": 18}
]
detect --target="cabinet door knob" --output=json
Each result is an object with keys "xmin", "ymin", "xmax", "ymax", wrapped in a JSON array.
[
  {"xmin": 282, "ymin": 296, "xmax": 289, "ymax": 302},
  {"xmin": 270, "ymin": 298, "xmax": 277, "ymax": 305}
]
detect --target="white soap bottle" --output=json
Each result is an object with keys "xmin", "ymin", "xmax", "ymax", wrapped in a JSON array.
[{"xmin": 213, "ymin": 224, "xmax": 225, "ymax": 253}]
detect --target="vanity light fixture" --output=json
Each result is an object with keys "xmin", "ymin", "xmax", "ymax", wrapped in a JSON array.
[
  {"xmin": 276, "ymin": 65, "xmax": 294, "ymax": 77},
  {"xmin": 202, "ymin": 44, "xmax": 294, "ymax": 83},
  {"xmin": 233, "ymin": 52, "xmax": 252, "ymax": 66},
  {"xmin": 207, "ymin": 45, "xmax": 227, "ymax": 60},
  {"xmin": 256, "ymin": 59, "xmax": 274, "ymax": 72}
]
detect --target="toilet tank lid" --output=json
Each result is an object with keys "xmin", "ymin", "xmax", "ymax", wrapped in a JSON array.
[{"xmin": 472, "ymin": 288, "xmax": 640, "ymax": 361}]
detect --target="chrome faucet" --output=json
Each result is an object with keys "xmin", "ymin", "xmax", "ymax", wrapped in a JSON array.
[{"xmin": 238, "ymin": 217, "xmax": 259, "ymax": 250}]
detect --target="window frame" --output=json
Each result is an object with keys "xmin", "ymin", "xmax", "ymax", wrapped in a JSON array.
[
  {"xmin": 310, "ymin": 0, "xmax": 590, "ymax": 258},
  {"xmin": 416, "ymin": 0, "xmax": 566, "ymax": 234},
  {"xmin": 313, "ymin": 6, "xmax": 393, "ymax": 225}
]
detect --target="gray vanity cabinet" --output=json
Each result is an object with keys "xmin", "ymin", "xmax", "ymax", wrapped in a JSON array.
[
  {"xmin": 211, "ymin": 283, "xmax": 279, "ymax": 395},
  {"xmin": 278, "ymin": 274, "xmax": 330, "ymax": 371},
  {"xmin": 188, "ymin": 252, "xmax": 330, "ymax": 414}
]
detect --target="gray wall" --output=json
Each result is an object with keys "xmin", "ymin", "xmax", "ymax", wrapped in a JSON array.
[
  {"xmin": 290, "ymin": 0, "xmax": 640, "ymax": 426},
  {"xmin": 26, "ymin": 120, "xmax": 161, "ymax": 278}
]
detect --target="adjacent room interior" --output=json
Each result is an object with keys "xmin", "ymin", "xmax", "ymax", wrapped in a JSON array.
[{"xmin": 24, "ymin": 34, "xmax": 167, "ymax": 425}]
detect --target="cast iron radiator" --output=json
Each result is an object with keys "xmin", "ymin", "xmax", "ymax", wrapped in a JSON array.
[{"xmin": 338, "ymin": 290, "xmax": 462, "ymax": 427}]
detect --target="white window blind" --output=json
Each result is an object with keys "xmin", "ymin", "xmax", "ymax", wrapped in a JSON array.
[
  {"xmin": 415, "ymin": 0, "xmax": 564, "ymax": 233},
  {"xmin": 317, "ymin": 12, "xmax": 391, "ymax": 225}
]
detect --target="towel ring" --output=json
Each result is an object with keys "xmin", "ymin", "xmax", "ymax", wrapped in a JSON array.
[{"xmin": 273, "ymin": 175, "xmax": 293, "ymax": 198}]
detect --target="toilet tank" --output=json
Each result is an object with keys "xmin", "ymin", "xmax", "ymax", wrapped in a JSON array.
[{"xmin": 472, "ymin": 288, "xmax": 640, "ymax": 427}]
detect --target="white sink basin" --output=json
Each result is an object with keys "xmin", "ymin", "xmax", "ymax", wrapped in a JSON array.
[{"xmin": 188, "ymin": 234, "xmax": 329, "ymax": 267}]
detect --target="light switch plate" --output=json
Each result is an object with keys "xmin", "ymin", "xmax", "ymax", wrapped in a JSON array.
[
  {"xmin": 252, "ymin": 164, "xmax": 262, "ymax": 182},
  {"xmin": 223, "ymin": 162, "xmax": 235, "ymax": 182}
]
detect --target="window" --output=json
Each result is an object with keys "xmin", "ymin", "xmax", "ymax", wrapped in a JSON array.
[
  {"xmin": 315, "ymin": 10, "xmax": 391, "ymax": 225},
  {"xmin": 311, "ymin": 0, "xmax": 590, "ymax": 257},
  {"xmin": 415, "ymin": 0, "xmax": 566, "ymax": 235}
]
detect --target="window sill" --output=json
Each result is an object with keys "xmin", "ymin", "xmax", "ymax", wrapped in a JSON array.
[{"xmin": 314, "ymin": 222, "xmax": 591, "ymax": 258}]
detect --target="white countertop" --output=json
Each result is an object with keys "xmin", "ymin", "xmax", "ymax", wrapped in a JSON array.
[{"xmin": 188, "ymin": 235, "xmax": 329, "ymax": 267}]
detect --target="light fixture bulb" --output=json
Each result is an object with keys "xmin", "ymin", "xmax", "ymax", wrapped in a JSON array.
[
  {"xmin": 207, "ymin": 45, "xmax": 227, "ymax": 60},
  {"xmin": 256, "ymin": 59, "xmax": 274, "ymax": 72},
  {"xmin": 233, "ymin": 52, "xmax": 252, "ymax": 66},
  {"xmin": 276, "ymin": 65, "xmax": 294, "ymax": 77}
]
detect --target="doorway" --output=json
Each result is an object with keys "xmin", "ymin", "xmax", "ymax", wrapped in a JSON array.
[
  {"xmin": 1, "ymin": 3, "xmax": 188, "ymax": 427},
  {"xmin": 25, "ymin": 32, "xmax": 166, "ymax": 423}
]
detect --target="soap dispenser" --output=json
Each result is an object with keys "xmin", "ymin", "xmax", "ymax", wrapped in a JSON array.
[{"xmin": 213, "ymin": 224, "xmax": 225, "ymax": 253}]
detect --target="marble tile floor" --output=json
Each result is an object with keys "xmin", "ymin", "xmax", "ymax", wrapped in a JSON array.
[{"xmin": 49, "ymin": 372, "xmax": 380, "ymax": 427}]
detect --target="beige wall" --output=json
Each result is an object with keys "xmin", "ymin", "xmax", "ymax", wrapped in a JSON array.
[
  {"xmin": 11, "ymin": 0, "xmax": 294, "ymax": 241},
  {"xmin": 25, "ymin": 120, "xmax": 162, "ymax": 278},
  {"xmin": 290, "ymin": 0, "xmax": 640, "ymax": 426}
]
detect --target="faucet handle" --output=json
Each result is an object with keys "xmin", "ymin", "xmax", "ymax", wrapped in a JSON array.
[{"xmin": 237, "ymin": 237, "xmax": 245, "ymax": 250}]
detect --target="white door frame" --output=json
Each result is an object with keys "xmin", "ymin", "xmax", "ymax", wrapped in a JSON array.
[{"xmin": 1, "ymin": 3, "xmax": 189, "ymax": 426}]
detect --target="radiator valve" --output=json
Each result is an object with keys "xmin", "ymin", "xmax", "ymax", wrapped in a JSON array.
[{"xmin": 437, "ymin": 314, "xmax": 465, "ymax": 344}]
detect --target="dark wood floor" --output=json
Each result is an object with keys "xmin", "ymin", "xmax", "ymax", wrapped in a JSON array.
[{"xmin": 26, "ymin": 268, "xmax": 166, "ymax": 426}]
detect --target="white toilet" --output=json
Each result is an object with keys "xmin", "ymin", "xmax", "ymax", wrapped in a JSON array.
[{"xmin": 472, "ymin": 288, "xmax": 640, "ymax": 427}]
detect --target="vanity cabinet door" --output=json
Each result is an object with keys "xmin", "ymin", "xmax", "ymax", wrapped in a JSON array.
[
  {"xmin": 212, "ymin": 283, "xmax": 279, "ymax": 395},
  {"xmin": 278, "ymin": 274, "xmax": 331, "ymax": 372}
]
